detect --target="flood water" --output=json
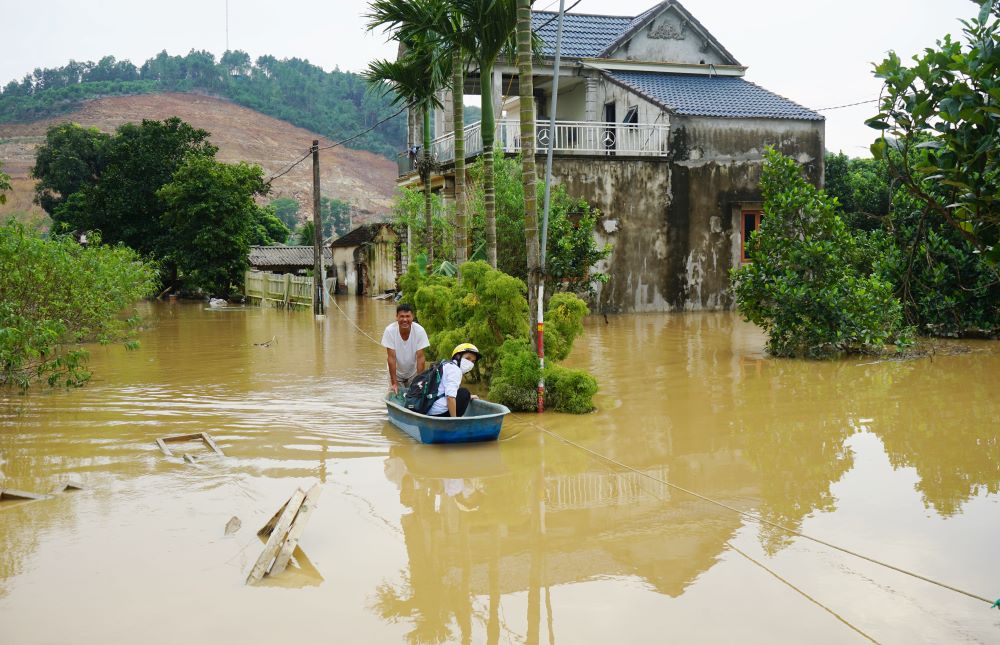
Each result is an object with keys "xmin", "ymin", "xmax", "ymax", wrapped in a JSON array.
[{"xmin": 1, "ymin": 298, "xmax": 998, "ymax": 644}]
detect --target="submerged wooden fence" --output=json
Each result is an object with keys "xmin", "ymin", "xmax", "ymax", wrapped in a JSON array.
[{"xmin": 245, "ymin": 270, "xmax": 314, "ymax": 308}]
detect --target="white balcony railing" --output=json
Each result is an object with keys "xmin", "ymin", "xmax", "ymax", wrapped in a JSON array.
[{"xmin": 418, "ymin": 119, "xmax": 669, "ymax": 170}]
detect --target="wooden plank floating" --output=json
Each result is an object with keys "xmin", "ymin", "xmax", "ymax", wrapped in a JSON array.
[
  {"xmin": 246, "ymin": 489, "xmax": 306, "ymax": 585},
  {"xmin": 52, "ymin": 478, "xmax": 85, "ymax": 494},
  {"xmin": 0, "ymin": 489, "xmax": 52, "ymax": 502},
  {"xmin": 247, "ymin": 483, "xmax": 322, "ymax": 584},
  {"xmin": 156, "ymin": 432, "xmax": 226, "ymax": 458},
  {"xmin": 270, "ymin": 483, "xmax": 322, "ymax": 576}
]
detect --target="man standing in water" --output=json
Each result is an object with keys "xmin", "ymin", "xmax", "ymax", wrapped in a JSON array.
[{"xmin": 382, "ymin": 303, "xmax": 429, "ymax": 395}]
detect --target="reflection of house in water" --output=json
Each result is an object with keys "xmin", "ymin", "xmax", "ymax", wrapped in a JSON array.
[
  {"xmin": 329, "ymin": 222, "xmax": 402, "ymax": 296},
  {"xmin": 377, "ymin": 440, "xmax": 757, "ymax": 643}
]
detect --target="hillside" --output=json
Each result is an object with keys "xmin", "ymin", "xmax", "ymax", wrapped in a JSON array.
[{"xmin": 0, "ymin": 92, "xmax": 398, "ymax": 226}]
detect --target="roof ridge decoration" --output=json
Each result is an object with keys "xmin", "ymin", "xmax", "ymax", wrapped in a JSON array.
[{"xmin": 598, "ymin": 1, "xmax": 740, "ymax": 66}]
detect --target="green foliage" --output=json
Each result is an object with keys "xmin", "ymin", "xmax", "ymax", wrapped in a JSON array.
[
  {"xmin": 33, "ymin": 117, "xmax": 272, "ymax": 296},
  {"xmin": 732, "ymin": 148, "xmax": 910, "ymax": 358},
  {"xmin": 292, "ymin": 197, "xmax": 352, "ymax": 243},
  {"xmin": 321, "ymin": 197, "xmax": 353, "ymax": 238},
  {"xmin": 402, "ymin": 261, "xmax": 595, "ymax": 412},
  {"xmin": 392, "ymin": 187, "xmax": 455, "ymax": 266},
  {"xmin": 0, "ymin": 162, "xmax": 11, "ymax": 205},
  {"xmin": 40, "ymin": 118, "xmax": 217, "ymax": 256},
  {"xmin": 541, "ymin": 364, "xmax": 597, "ymax": 414},
  {"xmin": 269, "ymin": 197, "xmax": 300, "ymax": 228},
  {"xmin": 823, "ymin": 152, "xmax": 892, "ymax": 231},
  {"xmin": 467, "ymin": 155, "xmax": 610, "ymax": 295},
  {"xmin": 826, "ymin": 147, "xmax": 999, "ymax": 337},
  {"xmin": 158, "ymin": 157, "xmax": 270, "ymax": 297},
  {"xmin": 392, "ymin": 155, "xmax": 610, "ymax": 291},
  {"xmin": 869, "ymin": 3, "xmax": 1000, "ymax": 262},
  {"xmin": 0, "ymin": 222, "xmax": 157, "ymax": 389},
  {"xmin": 0, "ymin": 52, "xmax": 405, "ymax": 158},
  {"xmin": 252, "ymin": 207, "xmax": 290, "ymax": 245}
]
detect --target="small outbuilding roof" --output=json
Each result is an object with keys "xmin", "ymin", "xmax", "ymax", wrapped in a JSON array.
[
  {"xmin": 330, "ymin": 222, "xmax": 396, "ymax": 248},
  {"xmin": 605, "ymin": 71, "xmax": 824, "ymax": 121},
  {"xmin": 249, "ymin": 245, "xmax": 332, "ymax": 268}
]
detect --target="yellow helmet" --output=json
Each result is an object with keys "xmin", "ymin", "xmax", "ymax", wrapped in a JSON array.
[{"xmin": 451, "ymin": 343, "xmax": 481, "ymax": 360}]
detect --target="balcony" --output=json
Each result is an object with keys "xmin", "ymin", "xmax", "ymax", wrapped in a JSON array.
[{"xmin": 397, "ymin": 119, "xmax": 670, "ymax": 176}]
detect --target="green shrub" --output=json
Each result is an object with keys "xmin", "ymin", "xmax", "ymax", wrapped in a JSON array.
[
  {"xmin": 0, "ymin": 222, "xmax": 158, "ymax": 388},
  {"xmin": 731, "ymin": 148, "xmax": 910, "ymax": 358},
  {"xmin": 542, "ymin": 365, "xmax": 598, "ymax": 414},
  {"xmin": 404, "ymin": 261, "xmax": 597, "ymax": 413}
]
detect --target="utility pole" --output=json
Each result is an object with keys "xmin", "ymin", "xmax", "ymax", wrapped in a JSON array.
[{"xmin": 312, "ymin": 140, "xmax": 325, "ymax": 316}]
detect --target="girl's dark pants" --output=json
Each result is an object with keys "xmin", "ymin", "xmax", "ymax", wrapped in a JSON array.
[{"xmin": 431, "ymin": 388, "xmax": 471, "ymax": 417}]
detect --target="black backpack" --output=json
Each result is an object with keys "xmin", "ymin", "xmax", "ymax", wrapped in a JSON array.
[{"xmin": 403, "ymin": 360, "xmax": 448, "ymax": 414}]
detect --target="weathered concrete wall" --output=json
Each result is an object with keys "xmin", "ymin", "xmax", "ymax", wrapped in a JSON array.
[
  {"xmin": 547, "ymin": 116, "xmax": 823, "ymax": 313},
  {"xmin": 551, "ymin": 157, "xmax": 674, "ymax": 312}
]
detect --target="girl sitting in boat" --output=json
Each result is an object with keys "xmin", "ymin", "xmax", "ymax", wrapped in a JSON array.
[{"xmin": 426, "ymin": 343, "xmax": 481, "ymax": 418}]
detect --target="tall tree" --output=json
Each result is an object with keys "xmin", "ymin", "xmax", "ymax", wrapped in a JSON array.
[
  {"xmin": 517, "ymin": 0, "xmax": 541, "ymax": 338},
  {"xmin": 157, "ymin": 157, "xmax": 270, "ymax": 297},
  {"xmin": 456, "ymin": 0, "xmax": 518, "ymax": 268},
  {"xmin": 364, "ymin": 49, "xmax": 444, "ymax": 270},
  {"xmin": 869, "ymin": 0, "xmax": 1000, "ymax": 265}
]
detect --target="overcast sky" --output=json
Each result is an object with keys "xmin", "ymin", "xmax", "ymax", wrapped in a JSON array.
[{"xmin": 1, "ymin": 0, "xmax": 978, "ymax": 156}]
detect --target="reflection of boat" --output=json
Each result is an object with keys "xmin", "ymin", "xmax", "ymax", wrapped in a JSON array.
[
  {"xmin": 390, "ymin": 441, "xmax": 508, "ymax": 479},
  {"xmin": 384, "ymin": 394, "xmax": 510, "ymax": 444}
]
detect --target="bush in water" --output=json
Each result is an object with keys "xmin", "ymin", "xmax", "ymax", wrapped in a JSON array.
[
  {"xmin": 401, "ymin": 260, "xmax": 596, "ymax": 413},
  {"xmin": 731, "ymin": 148, "xmax": 911, "ymax": 358},
  {"xmin": 0, "ymin": 222, "xmax": 158, "ymax": 389}
]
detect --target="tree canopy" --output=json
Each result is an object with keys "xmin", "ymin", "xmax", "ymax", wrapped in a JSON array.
[
  {"xmin": 33, "ymin": 118, "xmax": 277, "ymax": 296},
  {"xmin": 868, "ymin": 0, "xmax": 1000, "ymax": 263}
]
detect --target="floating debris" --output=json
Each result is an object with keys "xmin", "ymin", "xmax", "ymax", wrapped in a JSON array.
[
  {"xmin": 224, "ymin": 516, "xmax": 242, "ymax": 536},
  {"xmin": 155, "ymin": 432, "xmax": 226, "ymax": 459},
  {"xmin": 0, "ymin": 489, "xmax": 52, "ymax": 503},
  {"xmin": 247, "ymin": 483, "xmax": 322, "ymax": 584}
]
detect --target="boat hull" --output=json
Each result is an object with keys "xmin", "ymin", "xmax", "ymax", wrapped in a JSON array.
[{"xmin": 385, "ymin": 395, "xmax": 510, "ymax": 444}]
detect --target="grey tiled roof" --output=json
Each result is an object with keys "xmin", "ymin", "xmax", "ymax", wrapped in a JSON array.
[
  {"xmin": 249, "ymin": 245, "xmax": 332, "ymax": 268},
  {"xmin": 532, "ymin": 11, "xmax": 633, "ymax": 58},
  {"xmin": 329, "ymin": 222, "xmax": 395, "ymax": 248},
  {"xmin": 606, "ymin": 71, "xmax": 824, "ymax": 121}
]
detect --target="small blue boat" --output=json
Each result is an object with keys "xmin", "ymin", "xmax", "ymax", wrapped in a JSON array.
[{"xmin": 384, "ymin": 394, "xmax": 511, "ymax": 444}]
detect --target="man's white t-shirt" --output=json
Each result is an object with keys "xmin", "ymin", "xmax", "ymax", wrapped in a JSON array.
[
  {"xmin": 381, "ymin": 321, "xmax": 430, "ymax": 382},
  {"xmin": 427, "ymin": 360, "xmax": 462, "ymax": 416}
]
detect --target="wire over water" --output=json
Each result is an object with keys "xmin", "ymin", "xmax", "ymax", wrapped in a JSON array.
[
  {"xmin": 513, "ymin": 417, "xmax": 999, "ymax": 610},
  {"xmin": 327, "ymin": 295, "xmax": 383, "ymax": 347}
]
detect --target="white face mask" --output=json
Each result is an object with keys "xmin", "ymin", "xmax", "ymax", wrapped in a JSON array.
[{"xmin": 459, "ymin": 358, "xmax": 475, "ymax": 374}]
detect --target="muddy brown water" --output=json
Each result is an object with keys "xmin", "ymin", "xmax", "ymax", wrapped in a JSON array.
[{"xmin": 1, "ymin": 299, "xmax": 998, "ymax": 644}]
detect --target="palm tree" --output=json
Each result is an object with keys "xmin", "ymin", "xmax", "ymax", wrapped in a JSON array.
[
  {"xmin": 363, "ymin": 41, "xmax": 446, "ymax": 271},
  {"xmin": 454, "ymin": 0, "xmax": 518, "ymax": 269},
  {"xmin": 516, "ymin": 0, "xmax": 540, "ymax": 337},
  {"xmin": 368, "ymin": 0, "xmax": 518, "ymax": 270}
]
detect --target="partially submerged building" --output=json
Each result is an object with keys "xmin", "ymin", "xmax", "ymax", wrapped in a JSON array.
[
  {"xmin": 329, "ymin": 222, "xmax": 402, "ymax": 296},
  {"xmin": 399, "ymin": 0, "xmax": 824, "ymax": 312}
]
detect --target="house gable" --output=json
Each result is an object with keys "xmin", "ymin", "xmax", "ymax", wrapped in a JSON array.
[{"xmin": 601, "ymin": 1, "xmax": 739, "ymax": 66}]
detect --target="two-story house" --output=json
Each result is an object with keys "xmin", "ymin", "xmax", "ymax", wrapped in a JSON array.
[{"xmin": 398, "ymin": 0, "xmax": 824, "ymax": 313}]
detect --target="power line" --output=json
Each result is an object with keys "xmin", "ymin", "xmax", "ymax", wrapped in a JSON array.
[
  {"xmin": 535, "ymin": 0, "xmax": 584, "ymax": 32},
  {"xmin": 264, "ymin": 105, "xmax": 406, "ymax": 184},
  {"xmin": 318, "ymin": 105, "xmax": 407, "ymax": 151},
  {"xmin": 265, "ymin": 149, "xmax": 311, "ymax": 184},
  {"xmin": 814, "ymin": 98, "xmax": 880, "ymax": 112}
]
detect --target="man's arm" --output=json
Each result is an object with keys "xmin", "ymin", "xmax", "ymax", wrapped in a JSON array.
[
  {"xmin": 386, "ymin": 348, "xmax": 398, "ymax": 393},
  {"xmin": 415, "ymin": 349, "xmax": 426, "ymax": 375}
]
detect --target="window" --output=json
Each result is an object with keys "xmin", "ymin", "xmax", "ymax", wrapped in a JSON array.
[
  {"xmin": 623, "ymin": 106, "xmax": 638, "ymax": 125},
  {"xmin": 741, "ymin": 210, "xmax": 763, "ymax": 263}
]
